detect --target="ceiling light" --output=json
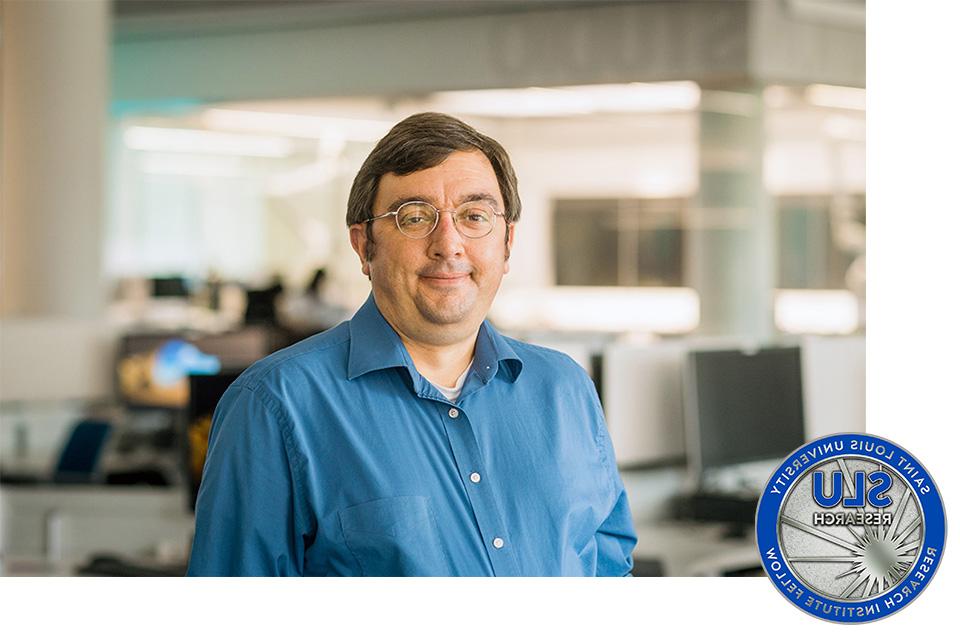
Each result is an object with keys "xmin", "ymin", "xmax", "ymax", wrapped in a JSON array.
[
  {"xmin": 124, "ymin": 126, "xmax": 293, "ymax": 157},
  {"xmin": 202, "ymin": 109, "xmax": 392, "ymax": 142},
  {"xmin": 805, "ymin": 84, "xmax": 866, "ymax": 111},
  {"xmin": 491, "ymin": 286, "xmax": 700, "ymax": 333},
  {"xmin": 430, "ymin": 82, "xmax": 701, "ymax": 118},
  {"xmin": 775, "ymin": 289, "xmax": 860, "ymax": 335}
]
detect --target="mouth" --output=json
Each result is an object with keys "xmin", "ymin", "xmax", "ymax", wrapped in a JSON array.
[{"xmin": 419, "ymin": 272, "xmax": 471, "ymax": 286}]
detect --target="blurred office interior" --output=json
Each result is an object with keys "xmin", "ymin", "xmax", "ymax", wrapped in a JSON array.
[{"xmin": 0, "ymin": 0, "xmax": 865, "ymax": 576}]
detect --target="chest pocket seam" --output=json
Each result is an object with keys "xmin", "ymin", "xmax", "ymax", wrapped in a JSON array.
[{"xmin": 337, "ymin": 495, "xmax": 454, "ymax": 576}]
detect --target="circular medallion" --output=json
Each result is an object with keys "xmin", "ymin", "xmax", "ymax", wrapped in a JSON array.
[{"xmin": 756, "ymin": 433, "xmax": 946, "ymax": 623}]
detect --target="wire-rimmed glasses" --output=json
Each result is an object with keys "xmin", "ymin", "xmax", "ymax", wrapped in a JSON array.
[{"xmin": 364, "ymin": 200, "xmax": 506, "ymax": 239}]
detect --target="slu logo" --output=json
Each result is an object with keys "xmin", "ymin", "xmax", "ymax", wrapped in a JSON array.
[{"xmin": 812, "ymin": 470, "xmax": 892, "ymax": 508}]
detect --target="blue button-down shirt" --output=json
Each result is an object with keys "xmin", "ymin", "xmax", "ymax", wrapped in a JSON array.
[{"xmin": 188, "ymin": 294, "xmax": 636, "ymax": 576}]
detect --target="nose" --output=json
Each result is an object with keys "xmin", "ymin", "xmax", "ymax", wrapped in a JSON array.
[{"xmin": 427, "ymin": 210, "xmax": 465, "ymax": 259}]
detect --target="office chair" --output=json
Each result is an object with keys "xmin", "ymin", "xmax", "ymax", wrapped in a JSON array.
[{"xmin": 53, "ymin": 419, "xmax": 112, "ymax": 484}]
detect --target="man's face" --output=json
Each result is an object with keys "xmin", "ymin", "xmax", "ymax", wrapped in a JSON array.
[{"xmin": 349, "ymin": 150, "xmax": 514, "ymax": 346}]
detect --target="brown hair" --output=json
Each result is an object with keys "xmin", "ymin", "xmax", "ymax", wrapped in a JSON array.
[{"xmin": 346, "ymin": 112, "xmax": 520, "ymax": 257}]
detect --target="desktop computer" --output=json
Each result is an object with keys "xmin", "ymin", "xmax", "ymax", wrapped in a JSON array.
[{"xmin": 678, "ymin": 345, "xmax": 806, "ymax": 531}]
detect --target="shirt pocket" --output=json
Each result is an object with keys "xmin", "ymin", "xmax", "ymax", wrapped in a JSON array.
[{"xmin": 338, "ymin": 495, "xmax": 454, "ymax": 576}]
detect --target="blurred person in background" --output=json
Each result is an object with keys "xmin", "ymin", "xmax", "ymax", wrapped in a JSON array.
[
  {"xmin": 277, "ymin": 267, "xmax": 350, "ymax": 336},
  {"xmin": 188, "ymin": 113, "xmax": 636, "ymax": 576}
]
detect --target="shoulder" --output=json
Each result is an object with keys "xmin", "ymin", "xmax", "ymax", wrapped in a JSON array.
[
  {"xmin": 498, "ymin": 336, "xmax": 609, "ymax": 446},
  {"xmin": 233, "ymin": 321, "xmax": 351, "ymax": 398},
  {"xmin": 500, "ymin": 335, "xmax": 593, "ymax": 386}
]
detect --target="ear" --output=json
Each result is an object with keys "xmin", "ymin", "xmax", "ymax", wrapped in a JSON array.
[
  {"xmin": 349, "ymin": 225, "xmax": 371, "ymax": 277},
  {"xmin": 503, "ymin": 223, "xmax": 515, "ymax": 274}
]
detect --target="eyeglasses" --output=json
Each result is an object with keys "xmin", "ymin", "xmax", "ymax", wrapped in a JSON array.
[{"xmin": 364, "ymin": 200, "xmax": 506, "ymax": 239}]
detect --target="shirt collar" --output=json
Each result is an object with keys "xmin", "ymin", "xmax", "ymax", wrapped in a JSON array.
[
  {"xmin": 347, "ymin": 293, "xmax": 523, "ymax": 386},
  {"xmin": 347, "ymin": 294, "xmax": 416, "ymax": 381},
  {"xmin": 473, "ymin": 316, "xmax": 523, "ymax": 385}
]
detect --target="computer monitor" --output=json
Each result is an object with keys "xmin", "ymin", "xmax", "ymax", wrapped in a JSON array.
[
  {"xmin": 184, "ymin": 371, "xmax": 242, "ymax": 510},
  {"xmin": 115, "ymin": 328, "xmax": 271, "ymax": 409},
  {"xmin": 800, "ymin": 335, "xmax": 865, "ymax": 439},
  {"xmin": 150, "ymin": 276, "xmax": 190, "ymax": 298},
  {"xmin": 684, "ymin": 346, "xmax": 805, "ymax": 481},
  {"xmin": 602, "ymin": 342, "xmax": 687, "ymax": 468}
]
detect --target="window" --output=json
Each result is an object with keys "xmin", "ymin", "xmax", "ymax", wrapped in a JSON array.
[
  {"xmin": 777, "ymin": 194, "xmax": 865, "ymax": 290},
  {"xmin": 553, "ymin": 198, "xmax": 688, "ymax": 286}
]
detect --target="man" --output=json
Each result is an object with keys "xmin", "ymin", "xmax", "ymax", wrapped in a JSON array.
[{"xmin": 188, "ymin": 113, "xmax": 637, "ymax": 576}]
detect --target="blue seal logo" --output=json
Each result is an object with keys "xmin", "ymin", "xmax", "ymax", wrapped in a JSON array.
[{"xmin": 756, "ymin": 433, "xmax": 946, "ymax": 623}]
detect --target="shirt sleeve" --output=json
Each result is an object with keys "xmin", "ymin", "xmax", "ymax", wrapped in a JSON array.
[
  {"xmin": 187, "ymin": 382, "xmax": 311, "ymax": 576},
  {"xmin": 589, "ymin": 392, "xmax": 639, "ymax": 577},
  {"xmin": 594, "ymin": 476, "xmax": 637, "ymax": 576}
]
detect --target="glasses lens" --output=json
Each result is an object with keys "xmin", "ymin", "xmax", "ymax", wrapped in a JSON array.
[
  {"xmin": 396, "ymin": 203, "xmax": 438, "ymax": 238},
  {"xmin": 455, "ymin": 201, "xmax": 495, "ymax": 238}
]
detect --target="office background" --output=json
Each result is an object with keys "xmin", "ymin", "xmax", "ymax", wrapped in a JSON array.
[{"xmin": 0, "ymin": 0, "xmax": 865, "ymax": 576}]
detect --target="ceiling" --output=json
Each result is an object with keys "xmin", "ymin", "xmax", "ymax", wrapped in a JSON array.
[{"xmin": 111, "ymin": 0, "xmax": 635, "ymax": 40}]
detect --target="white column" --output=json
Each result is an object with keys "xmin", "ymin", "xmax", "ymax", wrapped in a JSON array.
[
  {"xmin": 1, "ymin": 0, "xmax": 110, "ymax": 318},
  {"xmin": 687, "ymin": 88, "xmax": 776, "ymax": 340}
]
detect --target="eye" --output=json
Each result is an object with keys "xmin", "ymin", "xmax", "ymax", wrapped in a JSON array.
[
  {"xmin": 398, "ymin": 203, "xmax": 436, "ymax": 228},
  {"xmin": 459, "ymin": 206, "xmax": 492, "ymax": 224}
]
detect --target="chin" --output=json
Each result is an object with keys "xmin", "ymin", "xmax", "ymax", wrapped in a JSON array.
[
  {"xmin": 416, "ymin": 295, "xmax": 477, "ymax": 326},
  {"xmin": 418, "ymin": 305, "xmax": 472, "ymax": 326}
]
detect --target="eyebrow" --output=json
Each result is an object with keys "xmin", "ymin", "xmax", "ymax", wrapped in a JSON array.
[
  {"xmin": 460, "ymin": 193, "xmax": 501, "ymax": 209},
  {"xmin": 383, "ymin": 192, "xmax": 502, "ymax": 213}
]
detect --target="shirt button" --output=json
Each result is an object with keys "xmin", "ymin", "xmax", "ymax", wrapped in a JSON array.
[
  {"xmin": 469, "ymin": 472, "xmax": 481, "ymax": 484},
  {"xmin": 492, "ymin": 537, "xmax": 505, "ymax": 549},
  {"xmin": 448, "ymin": 407, "xmax": 459, "ymax": 419}
]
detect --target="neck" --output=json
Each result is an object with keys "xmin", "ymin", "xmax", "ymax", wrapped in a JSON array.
[{"xmin": 392, "ymin": 325, "xmax": 478, "ymax": 388}]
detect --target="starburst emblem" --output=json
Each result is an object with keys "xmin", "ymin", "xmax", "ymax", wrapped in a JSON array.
[{"xmin": 778, "ymin": 456, "xmax": 921, "ymax": 601}]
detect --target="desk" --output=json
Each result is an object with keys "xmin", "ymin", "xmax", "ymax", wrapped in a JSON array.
[
  {"xmin": 0, "ymin": 484, "xmax": 193, "ymax": 574},
  {"xmin": 633, "ymin": 521, "xmax": 762, "ymax": 576}
]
